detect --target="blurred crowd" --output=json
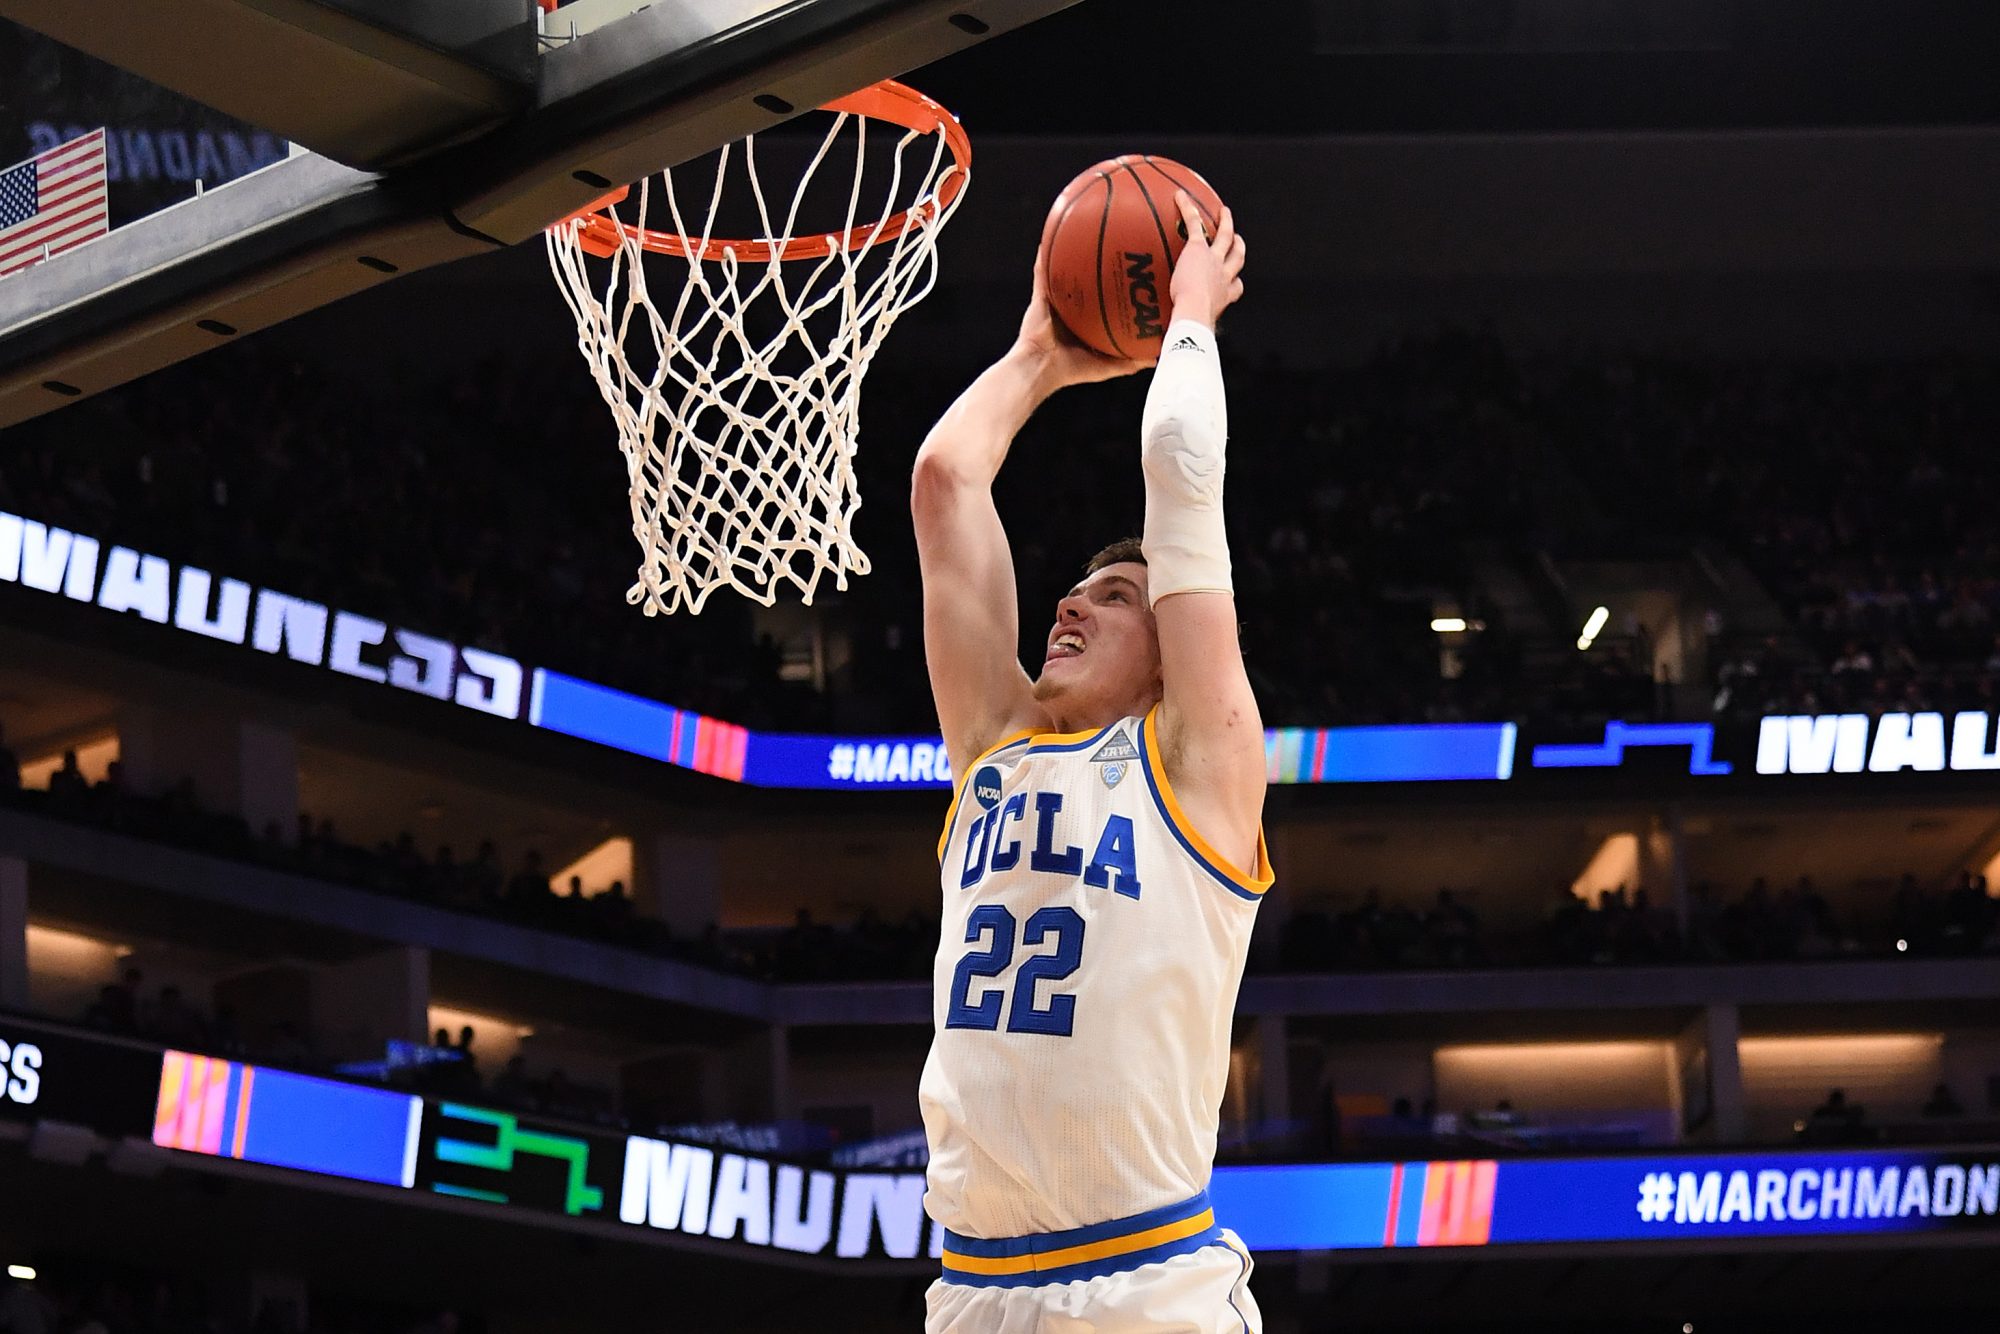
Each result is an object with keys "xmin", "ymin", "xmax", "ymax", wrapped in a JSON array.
[
  {"xmin": 1290, "ymin": 1077, "xmax": 1994, "ymax": 1162},
  {"xmin": 1535, "ymin": 354, "xmax": 2000, "ymax": 717},
  {"xmin": 72, "ymin": 965, "xmax": 694, "ymax": 1146},
  {"xmin": 68, "ymin": 962, "xmax": 616, "ymax": 1135},
  {"xmin": 1796, "ymin": 1082, "xmax": 1984, "ymax": 1147},
  {"xmin": 5, "ymin": 335, "xmax": 2000, "ymax": 735},
  {"xmin": 1, "ymin": 744, "xmax": 932, "ymax": 984},
  {"xmin": 22, "ymin": 733, "xmax": 2000, "ymax": 984},
  {"xmin": 0, "ymin": 332, "xmax": 1535, "ymax": 732},
  {"xmin": 14, "ymin": 727, "xmax": 2000, "ymax": 984},
  {"xmin": 1278, "ymin": 870, "xmax": 2000, "ymax": 973},
  {"xmin": 77, "ymin": 964, "xmax": 302, "ymax": 1068}
]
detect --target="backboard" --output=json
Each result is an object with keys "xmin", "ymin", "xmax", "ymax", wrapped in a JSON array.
[{"xmin": 0, "ymin": 0, "xmax": 1083, "ymax": 429}]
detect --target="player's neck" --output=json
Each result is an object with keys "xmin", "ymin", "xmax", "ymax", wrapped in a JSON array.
[{"xmin": 1045, "ymin": 690, "xmax": 1159, "ymax": 736}]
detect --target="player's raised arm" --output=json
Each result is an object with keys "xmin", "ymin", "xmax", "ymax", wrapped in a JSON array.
[
  {"xmin": 912, "ymin": 216, "xmax": 1150, "ymax": 768},
  {"xmin": 1145, "ymin": 193, "xmax": 1264, "ymax": 875}
]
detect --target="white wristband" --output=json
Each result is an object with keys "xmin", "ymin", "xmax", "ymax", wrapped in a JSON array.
[{"xmin": 1140, "ymin": 320, "xmax": 1231, "ymax": 605}]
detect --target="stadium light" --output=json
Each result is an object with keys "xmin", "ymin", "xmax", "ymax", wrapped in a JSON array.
[
  {"xmin": 1576, "ymin": 605, "xmax": 1610, "ymax": 650},
  {"xmin": 6, "ymin": 1266, "xmax": 34, "ymax": 1281},
  {"xmin": 1430, "ymin": 617, "xmax": 1468, "ymax": 633}
]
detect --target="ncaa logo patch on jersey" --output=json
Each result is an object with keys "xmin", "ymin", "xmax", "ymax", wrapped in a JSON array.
[{"xmin": 973, "ymin": 765, "xmax": 1003, "ymax": 810}]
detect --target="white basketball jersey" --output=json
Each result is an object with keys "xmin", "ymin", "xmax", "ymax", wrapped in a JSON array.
[{"xmin": 920, "ymin": 707, "xmax": 1272, "ymax": 1240}]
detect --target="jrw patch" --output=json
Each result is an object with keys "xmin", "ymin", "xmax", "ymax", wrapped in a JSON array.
[{"xmin": 1091, "ymin": 728, "xmax": 1139, "ymax": 788}]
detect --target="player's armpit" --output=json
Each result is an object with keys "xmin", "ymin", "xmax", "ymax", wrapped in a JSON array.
[{"xmin": 1153, "ymin": 588, "xmax": 1267, "ymax": 877}]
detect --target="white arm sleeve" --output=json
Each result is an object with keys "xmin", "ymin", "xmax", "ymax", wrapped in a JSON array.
[{"xmin": 1140, "ymin": 319, "xmax": 1231, "ymax": 605}]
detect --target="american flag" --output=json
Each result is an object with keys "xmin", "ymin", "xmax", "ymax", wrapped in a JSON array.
[{"xmin": 0, "ymin": 129, "xmax": 110, "ymax": 280}]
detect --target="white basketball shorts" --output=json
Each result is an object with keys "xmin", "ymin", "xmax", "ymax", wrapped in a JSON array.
[{"xmin": 925, "ymin": 1192, "xmax": 1260, "ymax": 1333}]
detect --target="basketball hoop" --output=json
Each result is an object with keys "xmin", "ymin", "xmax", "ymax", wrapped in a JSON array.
[{"xmin": 545, "ymin": 80, "xmax": 971, "ymax": 616}]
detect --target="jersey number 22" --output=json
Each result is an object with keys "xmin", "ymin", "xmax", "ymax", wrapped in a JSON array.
[{"xmin": 945, "ymin": 905, "xmax": 1085, "ymax": 1036}]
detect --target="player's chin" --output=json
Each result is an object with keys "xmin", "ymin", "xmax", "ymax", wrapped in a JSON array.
[{"xmin": 1031, "ymin": 660, "xmax": 1077, "ymax": 700}]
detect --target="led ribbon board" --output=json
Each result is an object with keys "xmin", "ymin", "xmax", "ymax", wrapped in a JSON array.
[
  {"xmin": 1213, "ymin": 1147, "xmax": 2000, "ymax": 1251},
  {"xmin": 419, "ymin": 1102, "xmax": 610, "ymax": 1216},
  {"xmin": 0, "ymin": 1016, "xmax": 162, "ymax": 1136},
  {"xmin": 27, "ymin": 508, "xmax": 2000, "ymax": 791},
  {"xmin": 153, "ymin": 1050, "xmax": 421, "ymax": 1188},
  {"xmin": 413, "ymin": 1106, "xmax": 945, "ymax": 1262},
  {"xmin": 0, "ymin": 508, "xmax": 1523, "ymax": 791},
  {"xmin": 0, "ymin": 1026, "xmax": 1971, "ymax": 1263}
]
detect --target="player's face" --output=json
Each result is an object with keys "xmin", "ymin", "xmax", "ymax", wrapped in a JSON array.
[{"xmin": 1033, "ymin": 562, "xmax": 1162, "ymax": 722}]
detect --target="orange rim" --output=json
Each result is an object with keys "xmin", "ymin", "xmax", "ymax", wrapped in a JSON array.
[{"xmin": 555, "ymin": 79, "xmax": 969, "ymax": 263}]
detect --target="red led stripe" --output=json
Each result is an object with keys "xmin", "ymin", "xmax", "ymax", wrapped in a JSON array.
[{"xmin": 1382, "ymin": 1162, "xmax": 1405, "ymax": 1246}]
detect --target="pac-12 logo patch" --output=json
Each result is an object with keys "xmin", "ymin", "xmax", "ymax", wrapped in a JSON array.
[
  {"xmin": 1100, "ymin": 761, "xmax": 1128, "ymax": 789},
  {"xmin": 973, "ymin": 765, "xmax": 1003, "ymax": 810}
]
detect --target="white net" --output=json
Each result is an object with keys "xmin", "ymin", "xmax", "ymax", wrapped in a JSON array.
[{"xmin": 545, "ymin": 92, "xmax": 968, "ymax": 616}]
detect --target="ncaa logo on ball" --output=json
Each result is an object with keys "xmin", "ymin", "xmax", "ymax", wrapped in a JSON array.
[
  {"xmin": 973, "ymin": 766, "xmax": 1003, "ymax": 810},
  {"xmin": 1123, "ymin": 252, "xmax": 1164, "ymax": 340}
]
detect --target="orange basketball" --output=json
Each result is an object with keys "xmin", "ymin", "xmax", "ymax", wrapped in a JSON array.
[{"xmin": 1043, "ymin": 155, "xmax": 1225, "ymax": 361}]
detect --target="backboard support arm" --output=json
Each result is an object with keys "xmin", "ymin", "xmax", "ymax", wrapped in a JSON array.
[{"xmin": 0, "ymin": 0, "xmax": 1085, "ymax": 429}]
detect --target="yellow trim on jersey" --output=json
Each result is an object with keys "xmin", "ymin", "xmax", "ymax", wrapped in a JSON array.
[
  {"xmin": 940, "ymin": 1208, "xmax": 1217, "ymax": 1277},
  {"xmin": 935, "ymin": 728, "xmax": 1038, "ymax": 862},
  {"xmin": 932, "ymin": 722, "xmax": 1118, "ymax": 862},
  {"xmin": 1141, "ymin": 706, "xmax": 1275, "ymax": 896}
]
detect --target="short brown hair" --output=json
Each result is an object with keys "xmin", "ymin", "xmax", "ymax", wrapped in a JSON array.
[
  {"xmin": 1084, "ymin": 538, "xmax": 1145, "ymax": 576},
  {"xmin": 1085, "ymin": 536, "xmax": 1246, "ymax": 643}
]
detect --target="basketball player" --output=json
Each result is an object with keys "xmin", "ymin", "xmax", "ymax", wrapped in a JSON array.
[{"xmin": 911, "ymin": 190, "xmax": 1263, "ymax": 1333}]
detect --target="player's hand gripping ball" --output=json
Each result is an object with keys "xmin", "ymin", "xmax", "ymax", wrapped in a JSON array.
[{"xmin": 1042, "ymin": 155, "xmax": 1226, "ymax": 360}]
